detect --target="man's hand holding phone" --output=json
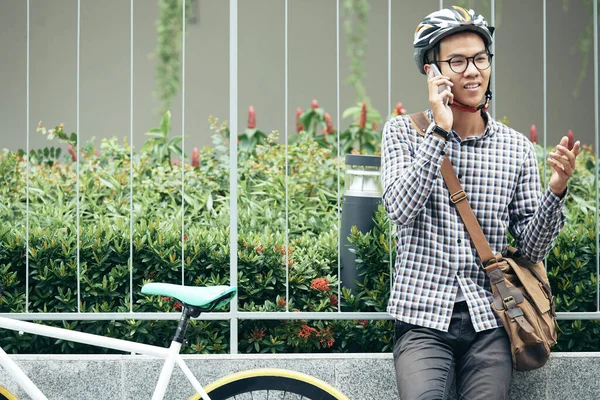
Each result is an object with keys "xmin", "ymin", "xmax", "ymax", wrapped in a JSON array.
[{"xmin": 427, "ymin": 64, "xmax": 454, "ymax": 132}]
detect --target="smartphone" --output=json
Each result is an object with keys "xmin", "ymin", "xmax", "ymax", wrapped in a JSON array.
[{"xmin": 429, "ymin": 64, "xmax": 450, "ymax": 105}]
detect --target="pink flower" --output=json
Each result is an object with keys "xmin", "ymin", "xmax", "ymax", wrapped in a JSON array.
[
  {"xmin": 191, "ymin": 147, "xmax": 200, "ymax": 167},
  {"xmin": 530, "ymin": 124, "xmax": 537, "ymax": 144},
  {"xmin": 311, "ymin": 99, "xmax": 319, "ymax": 109},
  {"xmin": 67, "ymin": 145, "xmax": 77, "ymax": 161},
  {"xmin": 393, "ymin": 102, "xmax": 406, "ymax": 116},
  {"xmin": 247, "ymin": 106, "xmax": 256, "ymax": 129},
  {"xmin": 567, "ymin": 129, "xmax": 574, "ymax": 151},
  {"xmin": 371, "ymin": 121, "xmax": 378, "ymax": 131},
  {"xmin": 324, "ymin": 113, "xmax": 334, "ymax": 134},
  {"xmin": 358, "ymin": 101, "xmax": 367, "ymax": 129},
  {"xmin": 296, "ymin": 107, "xmax": 304, "ymax": 133}
]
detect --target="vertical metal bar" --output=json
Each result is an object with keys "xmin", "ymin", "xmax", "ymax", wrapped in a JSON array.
[
  {"xmin": 543, "ymin": 0, "xmax": 547, "ymax": 183},
  {"xmin": 181, "ymin": 0, "xmax": 187, "ymax": 285},
  {"xmin": 76, "ymin": 0, "xmax": 81, "ymax": 313},
  {"xmin": 439, "ymin": 0, "xmax": 443, "ymax": 10},
  {"xmin": 284, "ymin": 0, "xmax": 290, "ymax": 312},
  {"xmin": 25, "ymin": 0, "xmax": 30, "ymax": 313},
  {"xmin": 388, "ymin": 0, "xmax": 393, "ymax": 296},
  {"xmin": 490, "ymin": 0, "xmax": 496, "ymax": 118},
  {"xmin": 129, "ymin": 0, "xmax": 134, "ymax": 312},
  {"xmin": 594, "ymin": 0, "xmax": 599, "ymax": 313},
  {"xmin": 336, "ymin": 0, "xmax": 341, "ymax": 312},
  {"xmin": 229, "ymin": 0, "xmax": 239, "ymax": 354}
]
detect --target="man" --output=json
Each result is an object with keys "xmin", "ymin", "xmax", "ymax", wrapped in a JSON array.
[{"xmin": 381, "ymin": 6, "xmax": 581, "ymax": 400}]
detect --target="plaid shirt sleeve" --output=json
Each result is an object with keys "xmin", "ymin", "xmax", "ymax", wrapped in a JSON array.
[
  {"xmin": 381, "ymin": 116, "xmax": 447, "ymax": 226},
  {"xmin": 508, "ymin": 144, "xmax": 566, "ymax": 263}
]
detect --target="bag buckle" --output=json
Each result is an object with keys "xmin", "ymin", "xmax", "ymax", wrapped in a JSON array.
[
  {"xmin": 503, "ymin": 296, "xmax": 517, "ymax": 310},
  {"xmin": 450, "ymin": 190, "xmax": 467, "ymax": 204}
]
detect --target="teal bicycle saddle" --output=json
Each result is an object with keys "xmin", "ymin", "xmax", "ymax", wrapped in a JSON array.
[{"xmin": 141, "ymin": 283, "xmax": 237, "ymax": 311}]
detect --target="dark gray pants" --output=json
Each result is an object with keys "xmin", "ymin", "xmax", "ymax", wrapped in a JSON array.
[{"xmin": 393, "ymin": 302, "xmax": 512, "ymax": 400}]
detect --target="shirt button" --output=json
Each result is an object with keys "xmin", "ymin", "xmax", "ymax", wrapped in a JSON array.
[
  {"xmin": 457, "ymin": 239, "xmax": 462, "ymax": 244},
  {"xmin": 440, "ymin": 151, "xmax": 446, "ymax": 156},
  {"xmin": 458, "ymin": 173, "xmax": 463, "ymax": 179}
]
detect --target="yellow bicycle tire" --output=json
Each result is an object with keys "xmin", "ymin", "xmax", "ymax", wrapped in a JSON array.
[
  {"xmin": 189, "ymin": 368, "xmax": 349, "ymax": 400},
  {"xmin": 0, "ymin": 386, "xmax": 18, "ymax": 400}
]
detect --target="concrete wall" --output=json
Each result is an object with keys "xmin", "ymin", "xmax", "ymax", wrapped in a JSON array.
[
  {"xmin": 0, "ymin": 0, "xmax": 597, "ymax": 155},
  {"xmin": 0, "ymin": 353, "xmax": 599, "ymax": 399}
]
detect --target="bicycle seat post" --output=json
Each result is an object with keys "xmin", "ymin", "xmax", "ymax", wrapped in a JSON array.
[{"xmin": 173, "ymin": 304, "xmax": 201, "ymax": 344}]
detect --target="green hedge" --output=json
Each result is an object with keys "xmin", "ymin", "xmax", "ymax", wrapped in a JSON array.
[{"xmin": 0, "ymin": 111, "xmax": 598, "ymax": 353}]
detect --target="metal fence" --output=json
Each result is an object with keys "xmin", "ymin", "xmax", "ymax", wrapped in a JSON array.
[{"xmin": 2, "ymin": 0, "xmax": 599, "ymax": 354}]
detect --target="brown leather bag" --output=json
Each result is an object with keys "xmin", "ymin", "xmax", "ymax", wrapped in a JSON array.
[{"xmin": 407, "ymin": 112, "xmax": 557, "ymax": 371}]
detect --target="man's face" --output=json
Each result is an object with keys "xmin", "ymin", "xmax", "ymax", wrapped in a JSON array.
[{"xmin": 437, "ymin": 32, "xmax": 491, "ymax": 108}]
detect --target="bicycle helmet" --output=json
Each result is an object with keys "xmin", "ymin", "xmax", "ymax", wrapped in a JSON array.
[{"xmin": 414, "ymin": 6, "xmax": 494, "ymax": 75}]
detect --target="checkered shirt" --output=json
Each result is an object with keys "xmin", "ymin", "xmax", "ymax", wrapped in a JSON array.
[{"xmin": 381, "ymin": 111, "xmax": 566, "ymax": 332}]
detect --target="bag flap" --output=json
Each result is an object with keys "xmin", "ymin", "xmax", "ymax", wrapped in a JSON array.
[{"xmin": 504, "ymin": 257, "xmax": 551, "ymax": 314}]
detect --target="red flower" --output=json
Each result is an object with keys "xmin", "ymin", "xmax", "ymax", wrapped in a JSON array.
[
  {"xmin": 67, "ymin": 145, "xmax": 77, "ymax": 161},
  {"xmin": 173, "ymin": 158, "xmax": 179, "ymax": 167},
  {"xmin": 247, "ymin": 105, "xmax": 256, "ymax": 129},
  {"xmin": 160, "ymin": 296, "xmax": 170, "ymax": 302},
  {"xmin": 278, "ymin": 297, "xmax": 286, "ymax": 307},
  {"xmin": 298, "ymin": 324, "xmax": 318, "ymax": 338},
  {"xmin": 191, "ymin": 147, "xmax": 200, "ymax": 167},
  {"xmin": 94, "ymin": 148, "xmax": 99, "ymax": 157},
  {"xmin": 249, "ymin": 328, "xmax": 266, "ymax": 341},
  {"xmin": 358, "ymin": 101, "xmax": 367, "ymax": 129},
  {"xmin": 329, "ymin": 294, "xmax": 338, "ymax": 307},
  {"xmin": 311, "ymin": 99, "xmax": 319, "ymax": 109},
  {"xmin": 530, "ymin": 124, "xmax": 538, "ymax": 144},
  {"xmin": 324, "ymin": 113, "xmax": 334, "ymax": 134},
  {"xmin": 296, "ymin": 107, "xmax": 304, "ymax": 133},
  {"xmin": 567, "ymin": 129, "xmax": 574, "ymax": 151},
  {"xmin": 358, "ymin": 320, "xmax": 369, "ymax": 327},
  {"xmin": 173, "ymin": 301, "xmax": 182, "ymax": 310},
  {"xmin": 310, "ymin": 277, "xmax": 330, "ymax": 291},
  {"xmin": 256, "ymin": 245, "xmax": 263, "ymax": 253},
  {"xmin": 371, "ymin": 121, "xmax": 378, "ymax": 131}
]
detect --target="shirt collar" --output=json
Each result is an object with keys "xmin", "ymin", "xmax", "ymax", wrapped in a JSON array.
[{"xmin": 426, "ymin": 110, "xmax": 497, "ymax": 142}]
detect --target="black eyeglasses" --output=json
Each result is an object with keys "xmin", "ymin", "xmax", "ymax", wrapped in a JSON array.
[{"xmin": 436, "ymin": 52, "xmax": 494, "ymax": 74}]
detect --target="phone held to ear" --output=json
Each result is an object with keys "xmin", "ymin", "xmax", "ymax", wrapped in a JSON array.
[{"xmin": 429, "ymin": 64, "xmax": 450, "ymax": 106}]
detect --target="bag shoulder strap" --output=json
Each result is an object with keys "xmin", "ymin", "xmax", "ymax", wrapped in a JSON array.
[
  {"xmin": 406, "ymin": 112, "xmax": 430, "ymax": 136},
  {"xmin": 407, "ymin": 112, "xmax": 496, "ymax": 264}
]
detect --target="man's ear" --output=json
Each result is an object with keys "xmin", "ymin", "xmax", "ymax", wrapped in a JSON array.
[{"xmin": 423, "ymin": 64, "xmax": 431, "ymax": 76}]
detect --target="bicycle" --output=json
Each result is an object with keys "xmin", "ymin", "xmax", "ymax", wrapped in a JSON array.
[{"xmin": 0, "ymin": 283, "xmax": 349, "ymax": 400}]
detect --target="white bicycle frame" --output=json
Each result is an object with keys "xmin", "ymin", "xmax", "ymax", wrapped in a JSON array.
[{"xmin": 0, "ymin": 315, "xmax": 212, "ymax": 400}]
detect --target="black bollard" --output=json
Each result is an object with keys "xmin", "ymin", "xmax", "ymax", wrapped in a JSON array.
[{"xmin": 340, "ymin": 154, "xmax": 381, "ymax": 309}]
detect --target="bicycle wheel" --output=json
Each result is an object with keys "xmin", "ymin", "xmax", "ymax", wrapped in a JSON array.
[
  {"xmin": 190, "ymin": 368, "xmax": 349, "ymax": 400},
  {"xmin": 0, "ymin": 386, "xmax": 17, "ymax": 400}
]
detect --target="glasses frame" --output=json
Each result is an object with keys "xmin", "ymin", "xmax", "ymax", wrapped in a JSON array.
[{"xmin": 436, "ymin": 52, "xmax": 494, "ymax": 74}]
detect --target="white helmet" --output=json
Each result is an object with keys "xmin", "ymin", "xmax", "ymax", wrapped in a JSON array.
[{"xmin": 414, "ymin": 6, "xmax": 494, "ymax": 75}]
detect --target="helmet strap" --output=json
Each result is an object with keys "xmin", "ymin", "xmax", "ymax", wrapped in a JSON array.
[{"xmin": 449, "ymin": 85, "xmax": 492, "ymax": 117}]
